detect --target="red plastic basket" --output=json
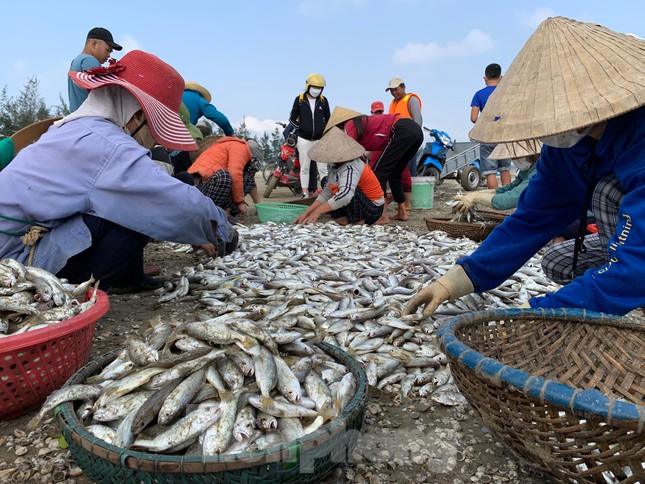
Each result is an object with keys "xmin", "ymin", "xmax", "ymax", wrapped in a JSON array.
[{"xmin": 0, "ymin": 290, "xmax": 109, "ymax": 420}]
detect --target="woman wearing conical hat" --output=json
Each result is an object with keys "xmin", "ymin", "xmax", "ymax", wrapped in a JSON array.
[
  {"xmin": 324, "ymin": 106, "xmax": 424, "ymax": 224},
  {"xmin": 293, "ymin": 127, "xmax": 385, "ymax": 225},
  {"xmin": 405, "ymin": 17, "xmax": 645, "ymax": 317},
  {"xmin": 453, "ymin": 140, "xmax": 542, "ymax": 212}
]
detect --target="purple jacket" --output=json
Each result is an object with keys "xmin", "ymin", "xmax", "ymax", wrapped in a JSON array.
[{"xmin": 0, "ymin": 117, "xmax": 233, "ymax": 274}]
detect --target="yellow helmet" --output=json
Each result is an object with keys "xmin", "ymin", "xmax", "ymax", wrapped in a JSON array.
[{"xmin": 305, "ymin": 73, "xmax": 326, "ymax": 90}]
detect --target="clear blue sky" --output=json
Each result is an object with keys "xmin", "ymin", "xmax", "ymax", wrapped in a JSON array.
[{"xmin": 1, "ymin": 1, "xmax": 643, "ymax": 142}]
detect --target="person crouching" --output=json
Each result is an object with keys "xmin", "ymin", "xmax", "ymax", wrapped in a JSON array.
[
  {"xmin": 294, "ymin": 127, "xmax": 384, "ymax": 225},
  {"xmin": 188, "ymin": 137, "xmax": 260, "ymax": 218}
]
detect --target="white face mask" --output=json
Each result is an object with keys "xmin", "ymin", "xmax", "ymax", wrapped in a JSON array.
[
  {"xmin": 308, "ymin": 87, "xmax": 322, "ymax": 98},
  {"xmin": 513, "ymin": 157, "xmax": 532, "ymax": 171},
  {"xmin": 540, "ymin": 127, "xmax": 591, "ymax": 148}
]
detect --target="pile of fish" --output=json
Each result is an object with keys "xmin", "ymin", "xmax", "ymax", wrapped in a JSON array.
[
  {"xmin": 160, "ymin": 222, "xmax": 560, "ymax": 405},
  {"xmin": 28, "ymin": 316, "xmax": 358, "ymax": 456},
  {"xmin": 0, "ymin": 259, "xmax": 97, "ymax": 336}
]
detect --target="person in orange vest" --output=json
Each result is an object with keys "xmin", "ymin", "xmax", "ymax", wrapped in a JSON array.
[{"xmin": 386, "ymin": 77, "xmax": 422, "ymax": 210}]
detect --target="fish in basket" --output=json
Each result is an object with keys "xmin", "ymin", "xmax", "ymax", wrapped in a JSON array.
[{"xmin": 45, "ymin": 316, "xmax": 367, "ymax": 483}]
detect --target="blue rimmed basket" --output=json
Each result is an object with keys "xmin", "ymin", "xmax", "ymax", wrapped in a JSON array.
[
  {"xmin": 437, "ymin": 308, "xmax": 645, "ymax": 483},
  {"xmin": 56, "ymin": 341, "xmax": 367, "ymax": 483}
]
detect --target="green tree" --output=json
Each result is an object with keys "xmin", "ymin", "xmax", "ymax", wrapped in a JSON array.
[
  {"xmin": 52, "ymin": 95, "xmax": 71, "ymax": 118},
  {"xmin": 234, "ymin": 117, "xmax": 250, "ymax": 140},
  {"xmin": 258, "ymin": 132, "xmax": 272, "ymax": 161},
  {"xmin": 0, "ymin": 77, "xmax": 50, "ymax": 137},
  {"xmin": 269, "ymin": 126, "xmax": 282, "ymax": 158}
]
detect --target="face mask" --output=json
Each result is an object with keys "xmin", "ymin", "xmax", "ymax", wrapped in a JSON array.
[
  {"xmin": 309, "ymin": 87, "xmax": 322, "ymax": 98},
  {"xmin": 513, "ymin": 157, "xmax": 532, "ymax": 171},
  {"xmin": 540, "ymin": 127, "xmax": 591, "ymax": 148}
]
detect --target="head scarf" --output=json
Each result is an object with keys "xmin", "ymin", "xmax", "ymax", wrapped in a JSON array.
[{"xmin": 54, "ymin": 85, "xmax": 141, "ymax": 134}]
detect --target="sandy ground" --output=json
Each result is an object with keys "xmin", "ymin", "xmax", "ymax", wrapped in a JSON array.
[{"xmin": 0, "ymin": 175, "xmax": 551, "ymax": 483}]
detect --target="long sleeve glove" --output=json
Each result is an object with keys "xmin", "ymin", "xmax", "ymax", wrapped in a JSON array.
[
  {"xmin": 453, "ymin": 190, "xmax": 496, "ymax": 213},
  {"xmin": 402, "ymin": 265, "xmax": 474, "ymax": 317}
]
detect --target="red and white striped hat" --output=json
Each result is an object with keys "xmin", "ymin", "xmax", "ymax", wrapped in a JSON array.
[{"xmin": 69, "ymin": 50, "xmax": 198, "ymax": 151}]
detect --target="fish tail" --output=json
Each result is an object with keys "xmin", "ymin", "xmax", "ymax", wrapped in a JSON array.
[
  {"xmin": 27, "ymin": 412, "xmax": 43, "ymax": 430},
  {"xmin": 319, "ymin": 405, "xmax": 335, "ymax": 423}
]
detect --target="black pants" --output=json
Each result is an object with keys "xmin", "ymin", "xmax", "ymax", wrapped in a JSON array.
[
  {"xmin": 372, "ymin": 118, "xmax": 424, "ymax": 203},
  {"xmin": 56, "ymin": 214, "xmax": 149, "ymax": 290}
]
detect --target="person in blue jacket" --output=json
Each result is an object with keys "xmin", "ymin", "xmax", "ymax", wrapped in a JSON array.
[
  {"xmin": 404, "ymin": 17, "xmax": 645, "ymax": 317},
  {"xmin": 182, "ymin": 82, "xmax": 234, "ymax": 136}
]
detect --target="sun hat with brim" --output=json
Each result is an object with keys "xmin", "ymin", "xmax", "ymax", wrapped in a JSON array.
[
  {"xmin": 184, "ymin": 82, "xmax": 212, "ymax": 103},
  {"xmin": 11, "ymin": 117, "xmax": 61, "ymax": 155},
  {"xmin": 70, "ymin": 50, "xmax": 198, "ymax": 151},
  {"xmin": 179, "ymin": 103, "xmax": 203, "ymax": 141},
  {"xmin": 324, "ymin": 107, "xmax": 363, "ymax": 134},
  {"xmin": 488, "ymin": 140, "xmax": 543, "ymax": 160},
  {"xmin": 469, "ymin": 17, "xmax": 645, "ymax": 144},
  {"xmin": 309, "ymin": 127, "xmax": 366, "ymax": 164}
]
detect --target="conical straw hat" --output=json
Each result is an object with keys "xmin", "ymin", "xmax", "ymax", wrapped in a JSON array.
[
  {"xmin": 469, "ymin": 17, "xmax": 645, "ymax": 144},
  {"xmin": 324, "ymin": 107, "xmax": 363, "ymax": 134},
  {"xmin": 309, "ymin": 127, "xmax": 366, "ymax": 163},
  {"xmin": 11, "ymin": 117, "xmax": 61, "ymax": 155},
  {"xmin": 184, "ymin": 82, "xmax": 212, "ymax": 103},
  {"xmin": 488, "ymin": 140, "xmax": 543, "ymax": 160}
]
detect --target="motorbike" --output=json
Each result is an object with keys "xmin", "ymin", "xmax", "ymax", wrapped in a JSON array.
[
  {"xmin": 416, "ymin": 128, "xmax": 455, "ymax": 184},
  {"xmin": 416, "ymin": 127, "xmax": 482, "ymax": 190},
  {"xmin": 263, "ymin": 122, "xmax": 303, "ymax": 198}
]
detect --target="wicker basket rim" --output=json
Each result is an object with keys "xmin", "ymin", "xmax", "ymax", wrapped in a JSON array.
[
  {"xmin": 436, "ymin": 308, "xmax": 645, "ymax": 429},
  {"xmin": 57, "ymin": 340, "xmax": 367, "ymax": 472},
  {"xmin": 424, "ymin": 217, "xmax": 498, "ymax": 229}
]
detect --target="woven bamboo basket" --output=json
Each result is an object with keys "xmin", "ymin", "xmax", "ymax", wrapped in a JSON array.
[
  {"xmin": 57, "ymin": 341, "xmax": 367, "ymax": 483},
  {"xmin": 424, "ymin": 216, "xmax": 502, "ymax": 241},
  {"xmin": 437, "ymin": 308, "xmax": 645, "ymax": 483}
]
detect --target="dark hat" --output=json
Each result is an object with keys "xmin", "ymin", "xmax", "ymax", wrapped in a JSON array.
[{"xmin": 87, "ymin": 27, "xmax": 122, "ymax": 51}]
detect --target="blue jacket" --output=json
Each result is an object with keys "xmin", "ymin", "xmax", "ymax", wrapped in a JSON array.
[
  {"xmin": 458, "ymin": 106, "xmax": 645, "ymax": 315},
  {"xmin": 182, "ymin": 90, "xmax": 234, "ymax": 136},
  {"xmin": 0, "ymin": 117, "xmax": 233, "ymax": 275}
]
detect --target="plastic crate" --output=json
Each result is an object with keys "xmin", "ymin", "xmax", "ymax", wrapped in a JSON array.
[
  {"xmin": 256, "ymin": 202, "xmax": 308, "ymax": 224},
  {"xmin": 0, "ymin": 290, "xmax": 110, "ymax": 420}
]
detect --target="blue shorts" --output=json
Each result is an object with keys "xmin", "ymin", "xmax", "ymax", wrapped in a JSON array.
[{"xmin": 479, "ymin": 144, "xmax": 511, "ymax": 176}]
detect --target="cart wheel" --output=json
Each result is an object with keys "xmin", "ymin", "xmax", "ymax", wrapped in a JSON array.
[
  {"xmin": 460, "ymin": 165, "xmax": 481, "ymax": 191},
  {"xmin": 420, "ymin": 166, "xmax": 442, "ymax": 185}
]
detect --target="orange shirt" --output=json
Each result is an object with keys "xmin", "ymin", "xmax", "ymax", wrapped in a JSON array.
[{"xmin": 188, "ymin": 137, "xmax": 251, "ymax": 204}]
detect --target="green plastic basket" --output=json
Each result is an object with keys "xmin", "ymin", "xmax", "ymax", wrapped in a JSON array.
[
  {"xmin": 255, "ymin": 203, "xmax": 308, "ymax": 224},
  {"xmin": 57, "ymin": 341, "xmax": 367, "ymax": 484}
]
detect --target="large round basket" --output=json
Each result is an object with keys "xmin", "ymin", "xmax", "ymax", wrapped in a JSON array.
[
  {"xmin": 437, "ymin": 308, "xmax": 645, "ymax": 483},
  {"xmin": 0, "ymin": 290, "xmax": 109, "ymax": 420},
  {"xmin": 256, "ymin": 202, "xmax": 308, "ymax": 224},
  {"xmin": 425, "ymin": 214, "xmax": 504, "ymax": 242},
  {"xmin": 57, "ymin": 341, "xmax": 367, "ymax": 483}
]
